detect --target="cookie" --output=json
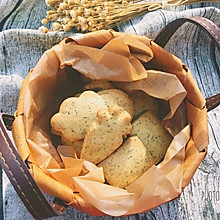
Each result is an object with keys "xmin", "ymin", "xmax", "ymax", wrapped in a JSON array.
[
  {"xmin": 51, "ymin": 91, "xmax": 106, "ymax": 142},
  {"xmin": 61, "ymin": 137, "xmax": 83, "ymax": 158},
  {"xmin": 83, "ymin": 80, "xmax": 115, "ymax": 92},
  {"xmin": 99, "ymin": 93, "xmax": 118, "ymax": 108},
  {"xmin": 98, "ymin": 136, "xmax": 155, "ymax": 188},
  {"xmin": 80, "ymin": 105, "xmax": 132, "ymax": 164},
  {"xmin": 98, "ymin": 89, "xmax": 134, "ymax": 118},
  {"xmin": 130, "ymin": 111, "xmax": 172, "ymax": 164},
  {"xmin": 130, "ymin": 91, "xmax": 159, "ymax": 120}
]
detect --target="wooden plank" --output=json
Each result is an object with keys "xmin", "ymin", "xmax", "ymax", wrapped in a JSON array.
[
  {"xmin": 118, "ymin": 3, "xmax": 220, "ymax": 38},
  {"xmin": 0, "ymin": 0, "xmax": 20, "ymax": 24},
  {"xmin": 1, "ymin": 0, "xmax": 47, "ymax": 31},
  {"xmin": 0, "ymin": 170, "xmax": 2, "ymax": 220}
]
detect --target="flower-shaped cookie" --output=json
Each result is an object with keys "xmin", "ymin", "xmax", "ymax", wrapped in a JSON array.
[
  {"xmin": 80, "ymin": 105, "xmax": 132, "ymax": 164},
  {"xmin": 51, "ymin": 91, "xmax": 106, "ymax": 142}
]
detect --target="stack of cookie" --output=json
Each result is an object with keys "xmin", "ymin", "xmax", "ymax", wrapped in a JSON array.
[{"xmin": 51, "ymin": 80, "xmax": 172, "ymax": 188}]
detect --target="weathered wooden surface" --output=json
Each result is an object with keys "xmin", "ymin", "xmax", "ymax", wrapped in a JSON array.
[{"xmin": 0, "ymin": 0, "xmax": 220, "ymax": 219}]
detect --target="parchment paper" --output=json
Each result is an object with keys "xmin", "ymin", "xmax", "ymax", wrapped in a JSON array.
[{"xmin": 12, "ymin": 30, "xmax": 208, "ymax": 216}]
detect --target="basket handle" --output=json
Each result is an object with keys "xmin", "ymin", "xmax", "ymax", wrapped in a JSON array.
[
  {"xmin": 0, "ymin": 114, "xmax": 66, "ymax": 219},
  {"xmin": 0, "ymin": 16, "xmax": 220, "ymax": 219},
  {"xmin": 154, "ymin": 16, "xmax": 220, "ymax": 111}
]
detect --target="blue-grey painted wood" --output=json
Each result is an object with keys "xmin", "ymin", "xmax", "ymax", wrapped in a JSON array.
[{"xmin": 0, "ymin": 170, "xmax": 2, "ymax": 220}]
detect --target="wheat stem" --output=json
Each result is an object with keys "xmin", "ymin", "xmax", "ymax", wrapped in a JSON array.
[{"xmin": 40, "ymin": 0, "xmax": 220, "ymax": 32}]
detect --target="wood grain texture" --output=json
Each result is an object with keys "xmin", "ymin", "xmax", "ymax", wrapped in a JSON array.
[
  {"xmin": 1, "ymin": 0, "xmax": 47, "ymax": 31},
  {"xmin": 0, "ymin": 0, "xmax": 19, "ymax": 24},
  {"xmin": 118, "ymin": 3, "xmax": 220, "ymax": 39},
  {"xmin": 0, "ymin": 1, "xmax": 220, "ymax": 219}
]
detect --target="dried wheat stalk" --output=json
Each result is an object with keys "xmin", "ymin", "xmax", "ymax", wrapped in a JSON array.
[{"xmin": 39, "ymin": 0, "xmax": 220, "ymax": 32}]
